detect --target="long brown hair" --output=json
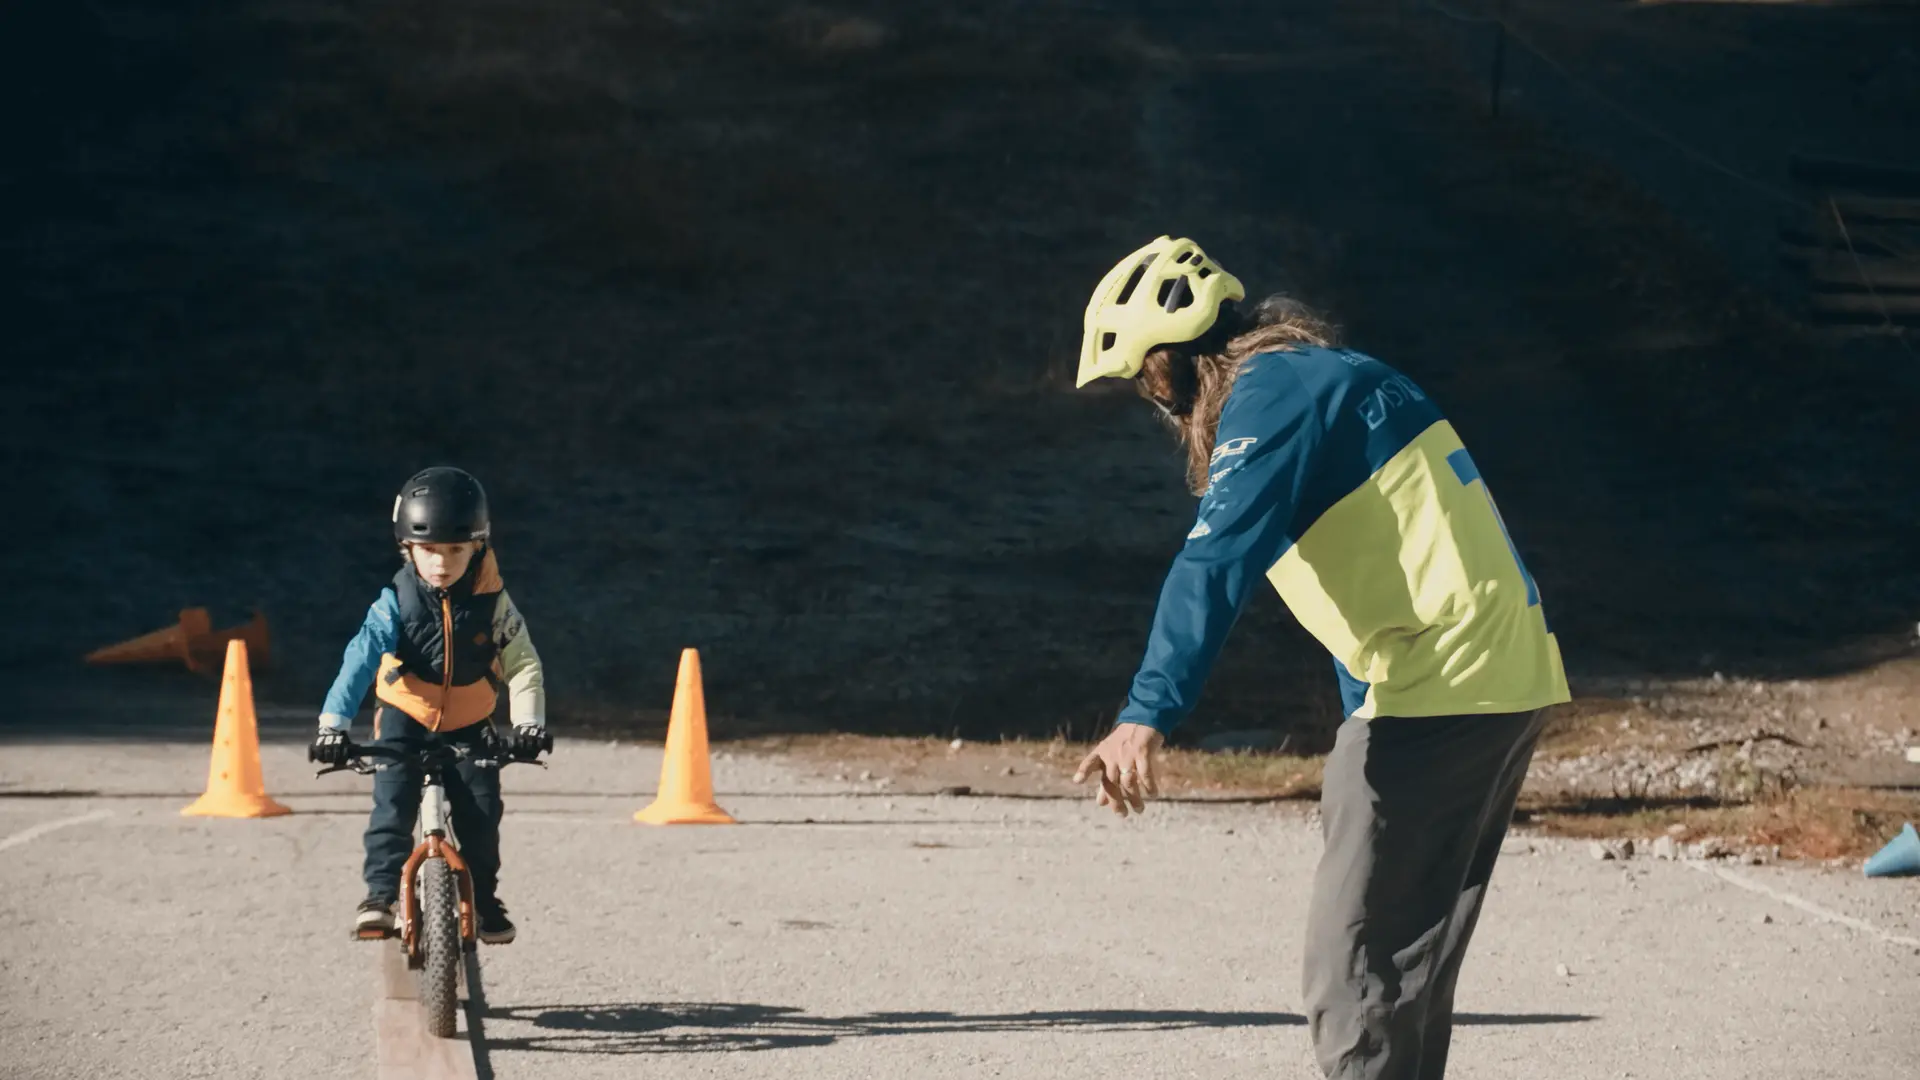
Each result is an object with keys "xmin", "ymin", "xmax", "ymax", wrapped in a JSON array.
[{"xmin": 1136, "ymin": 294, "xmax": 1339, "ymax": 493}]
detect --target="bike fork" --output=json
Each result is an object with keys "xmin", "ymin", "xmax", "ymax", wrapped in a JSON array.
[
  {"xmin": 398, "ymin": 837, "xmax": 479, "ymax": 964},
  {"xmin": 398, "ymin": 783, "xmax": 479, "ymax": 965}
]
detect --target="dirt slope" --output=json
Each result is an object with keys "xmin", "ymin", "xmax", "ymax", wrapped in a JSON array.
[{"xmin": 6, "ymin": 0, "xmax": 1917, "ymax": 750}]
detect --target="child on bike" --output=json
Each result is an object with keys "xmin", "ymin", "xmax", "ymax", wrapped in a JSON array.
[{"xmin": 307, "ymin": 466, "xmax": 551, "ymax": 944}]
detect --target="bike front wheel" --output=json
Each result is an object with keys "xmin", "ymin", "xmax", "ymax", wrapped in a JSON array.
[{"xmin": 417, "ymin": 858, "xmax": 462, "ymax": 1038}]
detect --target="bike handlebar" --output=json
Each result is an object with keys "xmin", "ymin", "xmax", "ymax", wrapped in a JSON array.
[{"xmin": 313, "ymin": 738, "xmax": 544, "ymax": 778}]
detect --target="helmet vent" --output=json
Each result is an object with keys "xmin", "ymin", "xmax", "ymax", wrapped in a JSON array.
[
  {"xmin": 1197, "ymin": 267, "xmax": 1213, "ymax": 279},
  {"xmin": 1101, "ymin": 332, "xmax": 1117, "ymax": 351},
  {"xmin": 1115, "ymin": 256, "xmax": 1154, "ymax": 305},
  {"xmin": 1157, "ymin": 276, "xmax": 1195, "ymax": 312}
]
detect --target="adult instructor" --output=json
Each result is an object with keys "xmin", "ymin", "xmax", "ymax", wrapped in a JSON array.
[{"xmin": 1070, "ymin": 236, "xmax": 1570, "ymax": 1080}]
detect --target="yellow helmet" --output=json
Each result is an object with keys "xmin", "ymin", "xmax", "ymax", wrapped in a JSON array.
[{"xmin": 1075, "ymin": 236, "xmax": 1246, "ymax": 388}]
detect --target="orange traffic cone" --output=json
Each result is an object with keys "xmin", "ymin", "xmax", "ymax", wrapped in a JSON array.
[
  {"xmin": 182, "ymin": 639, "xmax": 291, "ymax": 819},
  {"xmin": 634, "ymin": 649, "xmax": 736, "ymax": 825},
  {"xmin": 86, "ymin": 608, "xmax": 213, "ymax": 668},
  {"xmin": 185, "ymin": 611, "xmax": 271, "ymax": 675}
]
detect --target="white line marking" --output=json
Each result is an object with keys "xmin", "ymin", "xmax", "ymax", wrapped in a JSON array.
[
  {"xmin": 1687, "ymin": 862, "xmax": 1920, "ymax": 949},
  {"xmin": 0, "ymin": 810, "xmax": 112, "ymax": 852}
]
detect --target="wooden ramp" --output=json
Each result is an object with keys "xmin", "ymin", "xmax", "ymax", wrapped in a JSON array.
[{"xmin": 372, "ymin": 943, "xmax": 484, "ymax": 1080}]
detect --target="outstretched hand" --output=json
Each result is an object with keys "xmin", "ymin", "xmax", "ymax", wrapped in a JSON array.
[{"xmin": 1073, "ymin": 722, "xmax": 1165, "ymax": 818}]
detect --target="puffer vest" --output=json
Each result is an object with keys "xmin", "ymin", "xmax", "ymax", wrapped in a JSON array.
[{"xmin": 374, "ymin": 548, "xmax": 503, "ymax": 732}]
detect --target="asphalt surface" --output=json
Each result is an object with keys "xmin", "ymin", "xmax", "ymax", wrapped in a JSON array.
[{"xmin": 3, "ymin": 732, "xmax": 1917, "ymax": 1080}]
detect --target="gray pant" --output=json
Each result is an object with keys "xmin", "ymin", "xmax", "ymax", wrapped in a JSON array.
[{"xmin": 1303, "ymin": 709, "xmax": 1546, "ymax": 1080}]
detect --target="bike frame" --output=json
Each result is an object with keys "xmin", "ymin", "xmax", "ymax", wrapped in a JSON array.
[
  {"xmin": 321, "ymin": 737, "xmax": 537, "ymax": 956},
  {"xmin": 396, "ymin": 764, "xmax": 479, "ymax": 966}
]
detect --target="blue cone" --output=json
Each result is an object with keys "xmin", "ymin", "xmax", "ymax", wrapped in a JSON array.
[{"xmin": 1863, "ymin": 822, "xmax": 1920, "ymax": 878}]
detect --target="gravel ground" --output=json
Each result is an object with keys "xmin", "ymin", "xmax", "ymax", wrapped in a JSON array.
[{"xmin": 3, "ymin": 730, "xmax": 1916, "ymax": 1080}]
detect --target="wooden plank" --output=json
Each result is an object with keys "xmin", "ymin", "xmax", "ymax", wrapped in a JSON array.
[
  {"xmin": 373, "ymin": 941, "xmax": 481, "ymax": 1080},
  {"xmin": 380, "ymin": 941, "xmax": 417, "ymax": 1000},
  {"xmin": 373, "ymin": 999, "xmax": 480, "ymax": 1080}
]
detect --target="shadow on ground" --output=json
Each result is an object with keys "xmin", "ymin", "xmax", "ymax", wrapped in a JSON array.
[{"xmin": 485, "ymin": 1001, "xmax": 1596, "ymax": 1055}]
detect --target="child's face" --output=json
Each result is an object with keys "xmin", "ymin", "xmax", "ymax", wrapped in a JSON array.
[{"xmin": 409, "ymin": 542, "xmax": 477, "ymax": 589}]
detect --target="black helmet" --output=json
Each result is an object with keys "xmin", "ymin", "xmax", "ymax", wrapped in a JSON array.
[{"xmin": 392, "ymin": 467, "xmax": 491, "ymax": 544}]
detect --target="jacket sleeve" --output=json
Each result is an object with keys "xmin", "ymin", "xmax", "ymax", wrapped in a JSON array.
[
  {"xmin": 1114, "ymin": 363, "xmax": 1322, "ymax": 736},
  {"xmin": 319, "ymin": 589, "xmax": 401, "ymax": 732},
  {"xmin": 494, "ymin": 591, "xmax": 547, "ymax": 730}
]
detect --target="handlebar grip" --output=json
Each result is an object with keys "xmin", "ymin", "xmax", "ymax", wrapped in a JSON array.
[{"xmin": 314, "ymin": 743, "xmax": 382, "ymax": 777}]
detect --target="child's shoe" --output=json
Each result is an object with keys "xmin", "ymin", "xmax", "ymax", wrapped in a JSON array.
[
  {"xmin": 478, "ymin": 900, "xmax": 517, "ymax": 945},
  {"xmin": 354, "ymin": 897, "xmax": 396, "ymax": 940}
]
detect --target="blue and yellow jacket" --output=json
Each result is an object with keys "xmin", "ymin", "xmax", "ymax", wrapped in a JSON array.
[
  {"xmin": 1117, "ymin": 347, "xmax": 1569, "ymax": 733},
  {"xmin": 319, "ymin": 548, "xmax": 547, "ymax": 735}
]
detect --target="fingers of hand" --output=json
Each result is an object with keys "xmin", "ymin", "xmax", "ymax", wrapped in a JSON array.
[
  {"xmin": 1119, "ymin": 762, "xmax": 1147, "ymax": 812},
  {"xmin": 1078, "ymin": 734, "xmax": 1156, "ymax": 816}
]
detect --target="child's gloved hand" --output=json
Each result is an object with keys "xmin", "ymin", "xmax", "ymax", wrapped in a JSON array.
[
  {"xmin": 309, "ymin": 727, "xmax": 350, "ymax": 766},
  {"xmin": 509, "ymin": 725, "xmax": 552, "ymax": 762}
]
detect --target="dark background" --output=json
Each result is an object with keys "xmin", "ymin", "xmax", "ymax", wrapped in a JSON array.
[{"xmin": 5, "ymin": 0, "xmax": 1916, "ymax": 744}]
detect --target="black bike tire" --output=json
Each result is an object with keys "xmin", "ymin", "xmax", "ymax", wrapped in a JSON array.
[{"xmin": 418, "ymin": 859, "xmax": 461, "ymax": 1038}]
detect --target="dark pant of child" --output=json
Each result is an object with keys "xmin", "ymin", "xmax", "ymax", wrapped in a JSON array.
[{"xmin": 361, "ymin": 706, "xmax": 504, "ymax": 913}]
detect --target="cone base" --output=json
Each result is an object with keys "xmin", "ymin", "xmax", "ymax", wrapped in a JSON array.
[
  {"xmin": 182, "ymin": 793, "xmax": 293, "ymax": 818},
  {"xmin": 634, "ymin": 801, "xmax": 736, "ymax": 825}
]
